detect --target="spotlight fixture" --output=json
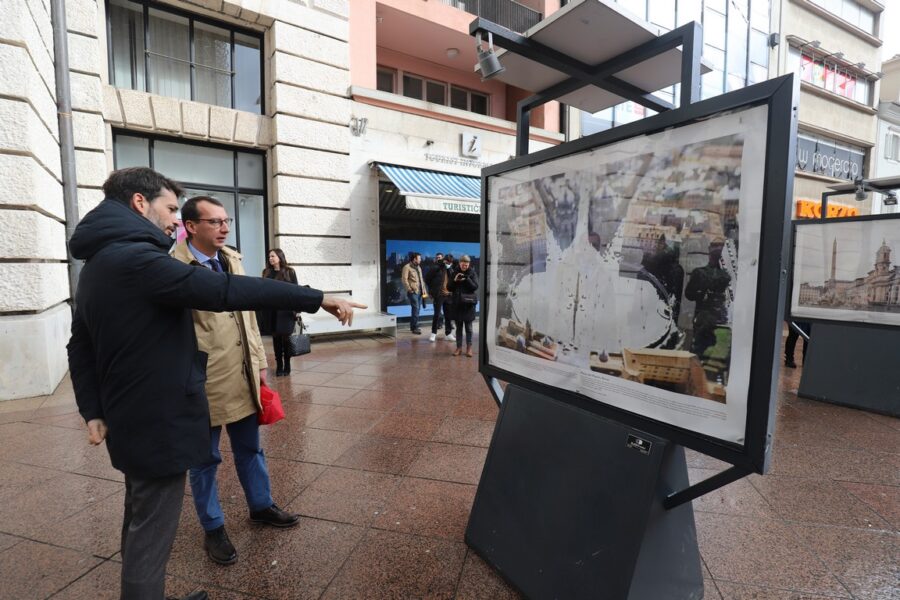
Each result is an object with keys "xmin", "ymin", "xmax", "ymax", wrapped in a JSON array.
[
  {"xmin": 854, "ymin": 177, "xmax": 867, "ymax": 201},
  {"xmin": 826, "ymin": 52, "xmax": 844, "ymax": 61},
  {"xmin": 475, "ymin": 31, "xmax": 505, "ymax": 80},
  {"xmin": 873, "ymin": 71, "xmax": 884, "ymax": 80},
  {"xmin": 856, "ymin": 62, "xmax": 866, "ymax": 70},
  {"xmin": 884, "ymin": 191, "xmax": 898, "ymax": 206}
]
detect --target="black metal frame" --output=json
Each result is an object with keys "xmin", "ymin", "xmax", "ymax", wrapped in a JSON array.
[
  {"xmin": 111, "ymin": 129, "xmax": 269, "ymax": 257},
  {"xmin": 476, "ymin": 72, "xmax": 798, "ymax": 477},
  {"xmin": 469, "ymin": 18, "xmax": 703, "ymax": 156},
  {"xmin": 104, "ymin": 0, "xmax": 265, "ymax": 114},
  {"xmin": 787, "ymin": 211, "xmax": 900, "ymax": 330}
]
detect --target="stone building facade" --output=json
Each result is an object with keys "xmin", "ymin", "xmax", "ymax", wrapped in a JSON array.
[{"xmin": 0, "ymin": 0, "xmax": 564, "ymax": 400}]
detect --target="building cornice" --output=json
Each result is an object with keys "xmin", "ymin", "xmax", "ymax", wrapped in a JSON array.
[
  {"xmin": 789, "ymin": 0, "xmax": 883, "ymax": 47},
  {"xmin": 350, "ymin": 86, "xmax": 564, "ymax": 145},
  {"xmin": 798, "ymin": 121, "xmax": 874, "ymax": 148},
  {"xmin": 800, "ymin": 82, "xmax": 878, "ymax": 116}
]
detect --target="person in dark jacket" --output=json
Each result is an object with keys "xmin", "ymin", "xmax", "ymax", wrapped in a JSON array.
[
  {"xmin": 448, "ymin": 255, "xmax": 478, "ymax": 357},
  {"xmin": 262, "ymin": 248, "xmax": 299, "ymax": 375},
  {"xmin": 424, "ymin": 253, "xmax": 455, "ymax": 343},
  {"xmin": 66, "ymin": 167, "xmax": 365, "ymax": 600}
]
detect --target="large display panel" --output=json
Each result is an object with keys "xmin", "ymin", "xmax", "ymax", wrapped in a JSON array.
[
  {"xmin": 790, "ymin": 215, "xmax": 900, "ymax": 327},
  {"xmin": 479, "ymin": 76, "xmax": 798, "ymax": 472},
  {"xmin": 384, "ymin": 239, "xmax": 481, "ymax": 317}
]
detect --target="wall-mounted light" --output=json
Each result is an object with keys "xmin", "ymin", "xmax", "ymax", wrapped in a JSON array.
[
  {"xmin": 854, "ymin": 177, "xmax": 867, "ymax": 201},
  {"xmin": 768, "ymin": 33, "xmax": 780, "ymax": 48},
  {"xmin": 476, "ymin": 31, "xmax": 505, "ymax": 80},
  {"xmin": 350, "ymin": 117, "xmax": 368, "ymax": 137},
  {"xmin": 826, "ymin": 52, "xmax": 844, "ymax": 61},
  {"xmin": 446, "ymin": 47, "xmax": 459, "ymax": 59}
]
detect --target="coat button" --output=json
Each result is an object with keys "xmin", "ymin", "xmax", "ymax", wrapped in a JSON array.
[
  {"xmin": 237, "ymin": 340, "xmax": 242, "ymax": 346},
  {"xmin": 229, "ymin": 314, "xmax": 235, "ymax": 319}
]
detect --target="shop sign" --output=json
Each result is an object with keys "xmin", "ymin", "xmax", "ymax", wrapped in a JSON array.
[
  {"xmin": 796, "ymin": 134, "xmax": 865, "ymax": 180},
  {"xmin": 461, "ymin": 132, "xmax": 483, "ymax": 158},
  {"xmin": 795, "ymin": 198, "xmax": 860, "ymax": 219},
  {"xmin": 405, "ymin": 195, "xmax": 481, "ymax": 214}
]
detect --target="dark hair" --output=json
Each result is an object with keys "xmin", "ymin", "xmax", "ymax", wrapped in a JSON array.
[
  {"xmin": 263, "ymin": 248, "xmax": 295, "ymax": 281},
  {"xmin": 102, "ymin": 167, "xmax": 184, "ymax": 206},
  {"xmin": 181, "ymin": 195, "xmax": 224, "ymax": 239},
  {"xmin": 410, "ymin": 252, "xmax": 421, "ymax": 260}
]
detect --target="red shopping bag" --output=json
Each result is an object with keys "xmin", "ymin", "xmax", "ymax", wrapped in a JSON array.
[{"xmin": 258, "ymin": 383, "xmax": 285, "ymax": 425}]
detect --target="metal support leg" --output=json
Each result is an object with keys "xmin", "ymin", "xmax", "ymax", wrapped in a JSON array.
[{"xmin": 516, "ymin": 101, "xmax": 531, "ymax": 157}]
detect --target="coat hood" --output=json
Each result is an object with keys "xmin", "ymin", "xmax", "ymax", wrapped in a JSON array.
[{"xmin": 70, "ymin": 198, "xmax": 174, "ymax": 260}]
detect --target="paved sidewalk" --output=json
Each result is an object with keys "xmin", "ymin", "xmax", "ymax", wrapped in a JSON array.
[{"xmin": 0, "ymin": 330, "xmax": 896, "ymax": 599}]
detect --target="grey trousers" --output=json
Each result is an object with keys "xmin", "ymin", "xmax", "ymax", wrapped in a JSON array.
[{"xmin": 120, "ymin": 471, "xmax": 186, "ymax": 600}]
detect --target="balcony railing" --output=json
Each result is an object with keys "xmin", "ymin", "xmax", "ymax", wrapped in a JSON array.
[{"xmin": 438, "ymin": 0, "xmax": 542, "ymax": 33}]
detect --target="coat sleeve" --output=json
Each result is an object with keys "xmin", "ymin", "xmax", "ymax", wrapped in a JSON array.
[
  {"xmin": 464, "ymin": 271, "xmax": 479, "ymax": 292},
  {"xmin": 66, "ymin": 309, "xmax": 104, "ymax": 423},
  {"xmin": 134, "ymin": 249, "xmax": 324, "ymax": 314}
]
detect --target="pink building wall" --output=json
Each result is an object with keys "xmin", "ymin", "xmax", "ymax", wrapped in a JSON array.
[{"xmin": 349, "ymin": 0, "xmax": 561, "ymax": 133}]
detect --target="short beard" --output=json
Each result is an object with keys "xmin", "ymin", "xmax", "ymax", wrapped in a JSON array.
[{"xmin": 145, "ymin": 209, "xmax": 170, "ymax": 236}]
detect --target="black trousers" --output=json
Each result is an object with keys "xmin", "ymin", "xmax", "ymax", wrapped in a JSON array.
[
  {"xmin": 431, "ymin": 296, "xmax": 453, "ymax": 335},
  {"xmin": 273, "ymin": 334, "xmax": 291, "ymax": 371},
  {"xmin": 120, "ymin": 472, "xmax": 186, "ymax": 600},
  {"xmin": 785, "ymin": 322, "xmax": 811, "ymax": 364}
]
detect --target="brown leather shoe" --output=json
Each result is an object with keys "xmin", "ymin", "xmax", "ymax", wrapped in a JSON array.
[
  {"xmin": 466, "ymin": 346, "xmax": 473, "ymax": 357},
  {"xmin": 452, "ymin": 348, "xmax": 461, "ymax": 356}
]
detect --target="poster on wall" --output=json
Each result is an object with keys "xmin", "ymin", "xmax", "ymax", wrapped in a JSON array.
[
  {"xmin": 790, "ymin": 217, "xmax": 900, "ymax": 327},
  {"xmin": 384, "ymin": 239, "xmax": 481, "ymax": 318},
  {"xmin": 484, "ymin": 105, "xmax": 771, "ymax": 446}
]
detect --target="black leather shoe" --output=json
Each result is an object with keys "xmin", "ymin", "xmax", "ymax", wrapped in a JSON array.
[
  {"xmin": 167, "ymin": 592, "xmax": 209, "ymax": 600},
  {"xmin": 785, "ymin": 359, "xmax": 796, "ymax": 368},
  {"xmin": 275, "ymin": 368, "xmax": 285, "ymax": 376},
  {"xmin": 203, "ymin": 526, "xmax": 237, "ymax": 565},
  {"xmin": 249, "ymin": 504, "xmax": 300, "ymax": 528}
]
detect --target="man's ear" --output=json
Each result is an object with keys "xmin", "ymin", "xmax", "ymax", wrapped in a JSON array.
[
  {"xmin": 129, "ymin": 193, "xmax": 148, "ymax": 216},
  {"xmin": 183, "ymin": 219, "xmax": 198, "ymax": 237}
]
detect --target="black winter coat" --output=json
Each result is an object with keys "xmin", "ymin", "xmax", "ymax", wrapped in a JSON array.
[
  {"xmin": 67, "ymin": 199, "xmax": 324, "ymax": 478},
  {"xmin": 448, "ymin": 267, "xmax": 478, "ymax": 322},
  {"xmin": 264, "ymin": 268, "xmax": 300, "ymax": 336}
]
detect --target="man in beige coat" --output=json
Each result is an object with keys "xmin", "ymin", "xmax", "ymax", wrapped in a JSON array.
[
  {"xmin": 173, "ymin": 196, "xmax": 299, "ymax": 567},
  {"xmin": 400, "ymin": 252, "xmax": 425, "ymax": 334}
]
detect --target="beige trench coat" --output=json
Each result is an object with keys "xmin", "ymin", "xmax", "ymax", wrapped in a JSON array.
[{"xmin": 172, "ymin": 242, "xmax": 268, "ymax": 427}]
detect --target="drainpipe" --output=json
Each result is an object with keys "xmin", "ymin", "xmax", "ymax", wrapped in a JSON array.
[{"xmin": 49, "ymin": 0, "xmax": 82, "ymax": 299}]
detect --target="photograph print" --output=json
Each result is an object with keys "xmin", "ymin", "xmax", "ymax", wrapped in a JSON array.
[
  {"xmin": 791, "ymin": 217, "xmax": 900, "ymax": 327},
  {"xmin": 485, "ymin": 105, "xmax": 771, "ymax": 445}
]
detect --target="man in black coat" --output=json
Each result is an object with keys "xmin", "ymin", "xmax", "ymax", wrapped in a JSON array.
[{"xmin": 66, "ymin": 167, "xmax": 364, "ymax": 600}]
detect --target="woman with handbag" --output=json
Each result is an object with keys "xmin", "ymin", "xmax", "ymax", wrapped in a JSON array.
[
  {"xmin": 449, "ymin": 254, "xmax": 478, "ymax": 357},
  {"xmin": 262, "ymin": 248, "xmax": 299, "ymax": 376}
]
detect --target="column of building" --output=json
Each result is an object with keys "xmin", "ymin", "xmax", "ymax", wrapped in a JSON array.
[
  {"xmin": 0, "ymin": 0, "xmax": 69, "ymax": 399},
  {"xmin": 268, "ymin": 3, "xmax": 354, "ymax": 294}
]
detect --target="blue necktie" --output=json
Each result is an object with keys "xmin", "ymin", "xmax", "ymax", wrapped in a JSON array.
[{"xmin": 209, "ymin": 257, "xmax": 223, "ymax": 272}]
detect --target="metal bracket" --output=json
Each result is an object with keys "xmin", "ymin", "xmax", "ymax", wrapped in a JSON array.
[
  {"xmin": 663, "ymin": 464, "xmax": 751, "ymax": 510},
  {"xmin": 483, "ymin": 374, "xmax": 505, "ymax": 407},
  {"xmin": 469, "ymin": 19, "xmax": 703, "ymax": 157}
]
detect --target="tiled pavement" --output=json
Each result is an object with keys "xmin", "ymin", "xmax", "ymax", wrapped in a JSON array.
[{"xmin": 0, "ymin": 329, "xmax": 896, "ymax": 599}]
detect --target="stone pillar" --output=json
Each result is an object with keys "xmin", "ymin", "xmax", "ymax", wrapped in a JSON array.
[
  {"xmin": 0, "ymin": 0, "xmax": 70, "ymax": 399},
  {"xmin": 267, "ymin": 0, "xmax": 354, "ymax": 294}
]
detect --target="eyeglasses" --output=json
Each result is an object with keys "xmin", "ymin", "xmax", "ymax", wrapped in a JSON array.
[{"xmin": 191, "ymin": 218, "xmax": 233, "ymax": 228}]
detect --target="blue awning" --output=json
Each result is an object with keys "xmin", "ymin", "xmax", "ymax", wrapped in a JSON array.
[{"xmin": 375, "ymin": 163, "xmax": 480, "ymax": 203}]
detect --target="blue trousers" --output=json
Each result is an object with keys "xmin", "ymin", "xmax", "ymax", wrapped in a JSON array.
[
  {"xmin": 407, "ymin": 292, "xmax": 422, "ymax": 331},
  {"xmin": 189, "ymin": 413, "xmax": 273, "ymax": 531}
]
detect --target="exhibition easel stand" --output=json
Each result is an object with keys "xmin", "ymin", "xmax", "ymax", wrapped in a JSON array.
[
  {"xmin": 790, "ymin": 179, "xmax": 900, "ymax": 417},
  {"xmin": 464, "ymin": 2, "xmax": 797, "ymax": 598}
]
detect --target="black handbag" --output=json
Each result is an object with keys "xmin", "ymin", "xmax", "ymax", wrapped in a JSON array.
[
  {"xmin": 287, "ymin": 317, "xmax": 311, "ymax": 356},
  {"xmin": 459, "ymin": 292, "xmax": 478, "ymax": 306}
]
